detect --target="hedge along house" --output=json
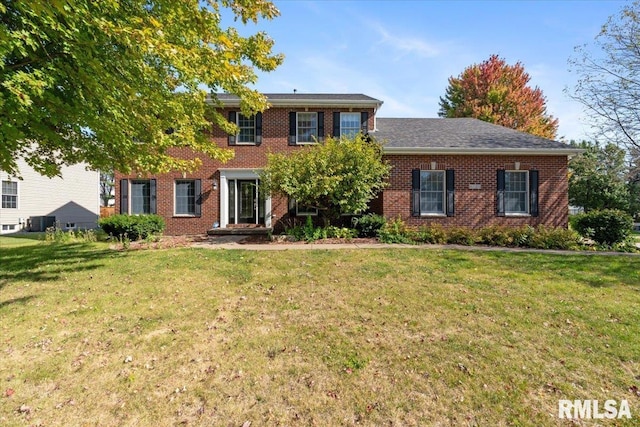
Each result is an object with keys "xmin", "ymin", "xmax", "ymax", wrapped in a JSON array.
[{"xmin": 114, "ymin": 94, "xmax": 580, "ymax": 235}]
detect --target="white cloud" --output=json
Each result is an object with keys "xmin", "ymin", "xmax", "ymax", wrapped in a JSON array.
[{"xmin": 366, "ymin": 20, "xmax": 440, "ymax": 60}]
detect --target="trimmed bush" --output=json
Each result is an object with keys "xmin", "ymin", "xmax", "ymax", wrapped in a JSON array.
[
  {"xmin": 411, "ymin": 225, "xmax": 447, "ymax": 244},
  {"xmin": 527, "ymin": 225, "xmax": 582, "ymax": 250},
  {"xmin": 98, "ymin": 214, "xmax": 165, "ymax": 241},
  {"xmin": 446, "ymin": 227, "xmax": 477, "ymax": 246},
  {"xmin": 572, "ymin": 209, "xmax": 633, "ymax": 245},
  {"xmin": 352, "ymin": 213, "xmax": 386, "ymax": 238}
]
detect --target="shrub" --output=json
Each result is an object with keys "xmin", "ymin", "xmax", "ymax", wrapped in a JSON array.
[
  {"xmin": 445, "ymin": 227, "xmax": 477, "ymax": 245},
  {"xmin": 411, "ymin": 224, "xmax": 447, "ymax": 244},
  {"xmin": 477, "ymin": 225, "xmax": 513, "ymax": 246},
  {"xmin": 527, "ymin": 226, "xmax": 582, "ymax": 250},
  {"xmin": 98, "ymin": 214, "xmax": 165, "ymax": 241},
  {"xmin": 352, "ymin": 213, "xmax": 386, "ymax": 238},
  {"xmin": 378, "ymin": 217, "xmax": 413, "ymax": 244},
  {"xmin": 326, "ymin": 226, "xmax": 357, "ymax": 240},
  {"xmin": 572, "ymin": 209, "xmax": 633, "ymax": 245}
]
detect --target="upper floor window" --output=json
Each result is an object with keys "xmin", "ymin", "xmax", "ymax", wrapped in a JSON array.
[
  {"xmin": 1, "ymin": 181, "xmax": 18, "ymax": 209},
  {"xmin": 228, "ymin": 111, "xmax": 262, "ymax": 145},
  {"xmin": 288, "ymin": 111, "xmax": 325, "ymax": 145},
  {"xmin": 237, "ymin": 114, "xmax": 256, "ymax": 144},
  {"xmin": 297, "ymin": 112, "xmax": 318, "ymax": 143},
  {"xmin": 340, "ymin": 112, "xmax": 361, "ymax": 137}
]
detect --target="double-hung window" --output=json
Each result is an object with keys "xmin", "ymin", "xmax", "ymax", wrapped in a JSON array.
[
  {"xmin": 131, "ymin": 180, "xmax": 151, "ymax": 214},
  {"xmin": 237, "ymin": 114, "xmax": 256, "ymax": 144},
  {"xmin": 340, "ymin": 112, "xmax": 361, "ymax": 137},
  {"xmin": 497, "ymin": 169, "xmax": 539, "ymax": 216},
  {"xmin": 120, "ymin": 179, "xmax": 157, "ymax": 215},
  {"xmin": 505, "ymin": 171, "xmax": 528, "ymax": 214},
  {"xmin": 412, "ymin": 169, "xmax": 455, "ymax": 217},
  {"xmin": 175, "ymin": 180, "xmax": 196, "ymax": 215},
  {"xmin": 227, "ymin": 111, "xmax": 262, "ymax": 145},
  {"xmin": 1, "ymin": 181, "xmax": 17, "ymax": 209},
  {"xmin": 174, "ymin": 179, "xmax": 201, "ymax": 216},
  {"xmin": 420, "ymin": 171, "xmax": 445, "ymax": 215},
  {"xmin": 297, "ymin": 112, "xmax": 318, "ymax": 143}
]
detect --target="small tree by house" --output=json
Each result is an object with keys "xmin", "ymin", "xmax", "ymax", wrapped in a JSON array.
[{"xmin": 260, "ymin": 134, "xmax": 391, "ymax": 226}]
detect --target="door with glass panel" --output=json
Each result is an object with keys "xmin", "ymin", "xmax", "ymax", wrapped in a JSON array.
[{"xmin": 228, "ymin": 179, "xmax": 265, "ymax": 225}]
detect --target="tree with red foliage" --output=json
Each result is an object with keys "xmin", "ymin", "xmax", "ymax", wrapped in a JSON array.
[{"xmin": 438, "ymin": 55, "xmax": 559, "ymax": 139}]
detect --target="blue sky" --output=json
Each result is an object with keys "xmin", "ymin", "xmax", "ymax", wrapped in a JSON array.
[{"xmin": 235, "ymin": 0, "xmax": 629, "ymax": 142}]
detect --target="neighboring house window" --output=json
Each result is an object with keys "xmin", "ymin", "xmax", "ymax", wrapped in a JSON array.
[
  {"xmin": 120, "ymin": 179, "xmax": 157, "ymax": 215},
  {"xmin": 228, "ymin": 111, "xmax": 263, "ymax": 145},
  {"xmin": 175, "ymin": 179, "xmax": 202, "ymax": 216},
  {"xmin": 411, "ymin": 169, "xmax": 455, "ymax": 217},
  {"xmin": 496, "ymin": 169, "xmax": 539, "ymax": 217},
  {"xmin": 332, "ymin": 112, "xmax": 369, "ymax": 138},
  {"xmin": 1, "ymin": 181, "xmax": 17, "ymax": 209},
  {"xmin": 289, "ymin": 112, "xmax": 324, "ymax": 144}
]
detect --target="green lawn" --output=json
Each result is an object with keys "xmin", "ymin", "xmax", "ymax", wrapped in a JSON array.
[{"xmin": 1, "ymin": 236, "xmax": 639, "ymax": 426}]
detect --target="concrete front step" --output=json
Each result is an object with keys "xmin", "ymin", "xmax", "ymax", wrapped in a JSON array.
[{"xmin": 207, "ymin": 227, "xmax": 273, "ymax": 236}]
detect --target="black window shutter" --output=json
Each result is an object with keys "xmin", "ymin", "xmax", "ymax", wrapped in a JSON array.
[
  {"xmin": 120, "ymin": 179, "xmax": 129, "ymax": 214},
  {"xmin": 150, "ymin": 179, "xmax": 157, "ymax": 214},
  {"xmin": 195, "ymin": 179, "xmax": 202, "ymax": 217},
  {"xmin": 255, "ymin": 112, "xmax": 263, "ymax": 145},
  {"xmin": 288, "ymin": 198, "xmax": 296, "ymax": 216},
  {"xmin": 446, "ymin": 169, "xmax": 455, "ymax": 217},
  {"xmin": 317, "ymin": 112, "xmax": 324, "ymax": 142},
  {"xmin": 288, "ymin": 112, "xmax": 296, "ymax": 145},
  {"xmin": 360, "ymin": 112, "xmax": 369, "ymax": 134},
  {"xmin": 529, "ymin": 170, "xmax": 539, "ymax": 217},
  {"xmin": 412, "ymin": 169, "xmax": 421, "ymax": 217},
  {"xmin": 228, "ymin": 111, "xmax": 236, "ymax": 145},
  {"xmin": 333, "ymin": 112, "xmax": 341, "ymax": 137},
  {"xmin": 496, "ymin": 170, "xmax": 505, "ymax": 216}
]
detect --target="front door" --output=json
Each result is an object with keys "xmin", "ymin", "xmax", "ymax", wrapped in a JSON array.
[{"xmin": 238, "ymin": 180, "xmax": 257, "ymax": 224}]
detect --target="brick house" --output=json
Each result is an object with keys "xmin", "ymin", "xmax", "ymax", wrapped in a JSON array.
[{"xmin": 114, "ymin": 94, "xmax": 580, "ymax": 235}]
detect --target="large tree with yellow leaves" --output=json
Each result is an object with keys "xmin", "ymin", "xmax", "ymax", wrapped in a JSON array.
[{"xmin": 0, "ymin": 0, "xmax": 283, "ymax": 177}]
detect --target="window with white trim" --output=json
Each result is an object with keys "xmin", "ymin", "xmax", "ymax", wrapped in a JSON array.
[
  {"xmin": 175, "ymin": 180, "xmax": 196, "ymax": 215},
  {"xmin": 1, "ymin": 181, "xmax": 17, "ymax": 209},
  {"xmin": 420, "ymin": 171, "xmax": 445, "ymax": 215},
  {"xmin": 130, "ymin": 180, "xmax": 151, "ymax": 214},
  {"xmin": 505, "ymin": 171, "xmax": 528, "ymax": 214},
  {"xmin": 297, "ymin": 112, "xmax": 318, "ymax": 143},
  {"xmin": 237, "ymin": 114, "xmax": 256, "ymax": 144},
  {"xmin": 340, "ymin": 112, "xmax": 361, "ymax": 137}
]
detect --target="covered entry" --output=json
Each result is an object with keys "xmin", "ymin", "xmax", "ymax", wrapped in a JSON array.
[{"xmin": 219, "ymin": 170, "xmax": 271, "ymax": 228}]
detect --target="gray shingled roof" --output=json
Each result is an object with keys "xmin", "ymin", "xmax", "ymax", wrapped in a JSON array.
[
  {"xmin": 374, "ymin": 118, "xmax": 577, "ymax": 153},
  {"xmin": 215, "ymin": 93, "xmax": 381, "ymax": 102}
]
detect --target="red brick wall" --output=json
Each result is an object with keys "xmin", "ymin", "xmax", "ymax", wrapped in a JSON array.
[
  {"xmin": 383, "ymin": 154, "xmax": 569, "ymax": 229},
  {"xmin": 115, "ymin": 106, "xmax": 570, "ymax": 235},
  {"xmin": 115, "ymin": 106, "xmax": 376, "ymax": 235}
]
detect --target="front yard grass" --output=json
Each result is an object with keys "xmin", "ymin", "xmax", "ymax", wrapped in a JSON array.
[{"xmin": 1, "ymin": 236, "xmax": 639, "ymax": 426}]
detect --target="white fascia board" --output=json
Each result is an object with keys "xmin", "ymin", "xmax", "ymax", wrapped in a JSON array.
[
  {"xmin": 382, "ymin": 147, "xmax": 584, "ymax": 156},
  {"xmin": 209, "ymin": 96, "xmax": 383, "ymax": 110}
]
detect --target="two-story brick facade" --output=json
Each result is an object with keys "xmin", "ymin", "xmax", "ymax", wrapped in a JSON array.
[{"xmin": 114, "ymin": 94, "xmax": 580, "ymax": 235}]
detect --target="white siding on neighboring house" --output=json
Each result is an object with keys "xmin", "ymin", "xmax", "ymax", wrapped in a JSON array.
[{"xmin": 0, "ymin": 158, "xmax": 100, "ymax": 233}]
